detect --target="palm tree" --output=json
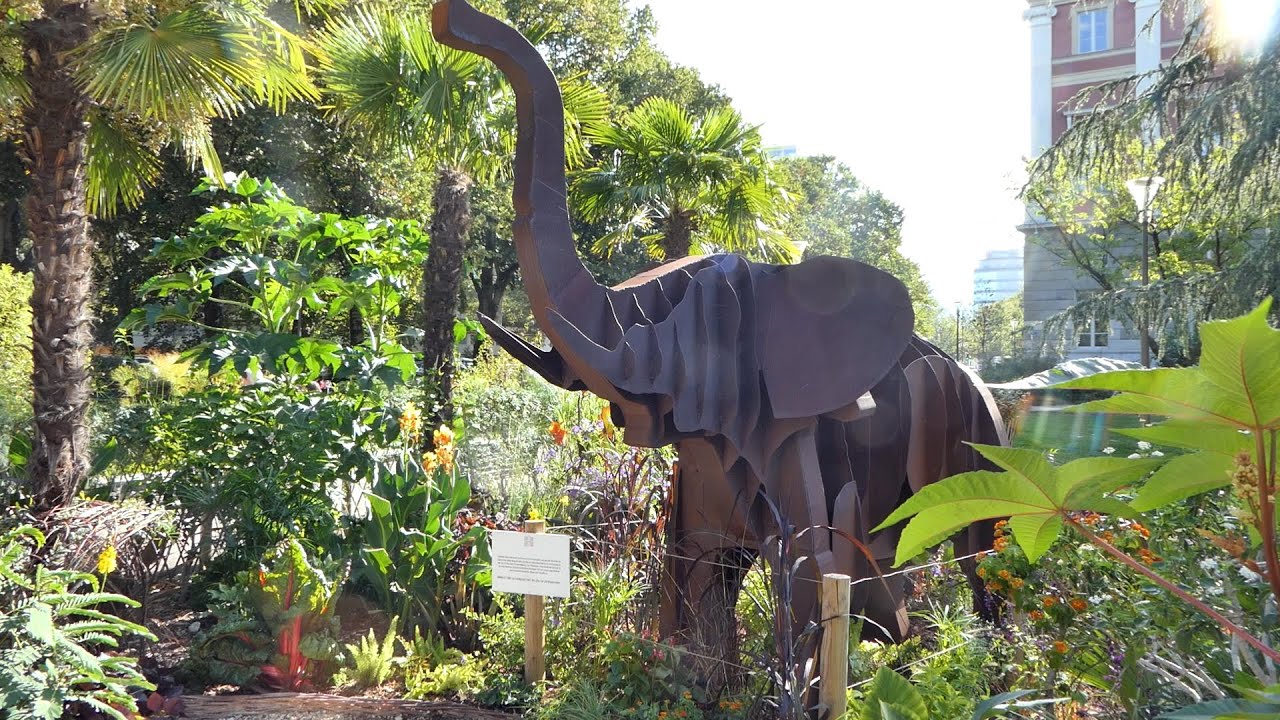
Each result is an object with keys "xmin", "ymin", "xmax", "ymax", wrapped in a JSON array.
[
  {"xmin": 315, "ymin": 7, "xmax": 605, "ymax": 430},
  {"xmin": 572, "ymin": 97, "xmax": 793, "ymax": 262},
  {"xmin": 2, "ymin": 1, "xmax": 312, "ymax": 510}
]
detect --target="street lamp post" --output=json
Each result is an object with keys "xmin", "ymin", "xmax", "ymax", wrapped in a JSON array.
[
  {"xmin": 954, "ymin": 302, "xmax": 961, "ymax": 359},
  {"xmin": 1124, "ymin": 176, "xmax": 1165, "ymax": 369}
]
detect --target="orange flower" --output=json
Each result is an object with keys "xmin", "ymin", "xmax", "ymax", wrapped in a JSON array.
[
  {"xmin": 423, "ymin": 452, "xmax": 440, "ymax": 473},
  {"xmin": 433, "ymin": 424, "xmax": 455, "ymax": 449},
  {"xmin": 977, "ymin": 567, "xmax": 987, "ymax": 578},
  {"xmin": 1069, "ymin": 598, "xmax": 1088, "ymax": 612},
  {"xmin": 1052, "ymin": 640, "xmax": 1068, "ymax": 654},
  {"xmin": 998, "ymin": 569, "xmax": 1012, "ymax": 580},
  {"xmin": 1028, "ymin": 610, "xmax": 1044, "ymax": 621},
  {"xmin": 677, "ymin": 712, "xmax": 687, "ymax": 718},
  {"xmin": 435, "ymin": 445, "xmax": 455, "ymax": 473},
  {"xmin": 992, "ymin": 536, "xmax": 1009, "ymax": 552},
  {"xmin": 1139, "ymin": 548, "xmax": 1161, "ymax": 565},
  {"xmin": 549, "ymin": 420, "xmax": 567, "ymax": 445},
  {"xmin": 994, "ymin": 519, "xmax": 1008, "ymax": 531},
  {"xmin": 1042, "ymin": 596, "xmax": 1058, "ymax": 608},
  {"xmin": 1010, "ymin": 577, "xmax": 1025, "ymax": 589},
  {"xmin": 399, "ymin": 402, "xmax": 422, "ymax": 442}
]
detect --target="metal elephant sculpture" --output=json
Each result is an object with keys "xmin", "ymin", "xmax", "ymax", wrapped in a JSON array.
[{"xmin": 432, "ymin": 0, "xmax": 1007, "ymax": 673}]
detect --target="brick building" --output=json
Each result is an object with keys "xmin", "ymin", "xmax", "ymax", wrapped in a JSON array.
[{"xmin": 1020, "ymin": 0, "xmax": 1185, "ymax": 361}]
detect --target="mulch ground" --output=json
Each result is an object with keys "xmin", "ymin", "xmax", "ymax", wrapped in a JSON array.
[{"xmin": 181, "ymin": 694, "xmax": 516, "ymax": 720}]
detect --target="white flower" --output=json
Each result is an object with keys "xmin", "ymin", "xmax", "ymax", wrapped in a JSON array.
[
  {"xmin": 1239, "ymin": 566, "xmax": 1264, "ymax": 583},
  {"xmin": 1150, "ymin": 450, "xmax": 1164, "ymax": 457},
  {"xmin": 1199, "ymin": 558, "xmax": 1219, "ymax": 572},
  {"xmin": 1128, "ymin": 453, "xmax": 1143, "ymax": 459},
  {"xmin": 1102, "ymin": 446, "xmax": 1116, "ymax": 455},
  {"xmin": 1137, "ymin": 441, "xmax": 1153, "ymax": 451}
]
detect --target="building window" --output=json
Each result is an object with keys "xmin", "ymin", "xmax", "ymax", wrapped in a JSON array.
[
  {"xmin": 1076, "ymin": 291, "xmax": 1109, "ymax": 347},
  {"xmin": 1076, "ymin": 8, "xmax": 1110, "ymax": 54}
]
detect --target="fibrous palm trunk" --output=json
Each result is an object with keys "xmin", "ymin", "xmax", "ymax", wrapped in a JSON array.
[
  {"xmin": 21, "ymin": 1, "xmax": 96, "ymax": 510},
  {"xmin": 661, "ymin": 209, "xmax": 694, "ymax": 260},
  {"xmin": 421, "ymin": 166, "xmax": 472, "ymax": 433}
]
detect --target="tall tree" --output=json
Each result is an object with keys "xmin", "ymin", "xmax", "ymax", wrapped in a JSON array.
[
  {"xmin": 316, "ymin": 6, "xmax": 606, "ymax": 429},
  {"xmin": 1, "ymin": 0, "xmax": 312, "ymax": 509},
  {"xmin": 572, "ymin": 98, "xmax": 792, "ymax": 262},
  {"xmin": 777, "ymin": 155, "xmax": 939, "ymax": 334}
]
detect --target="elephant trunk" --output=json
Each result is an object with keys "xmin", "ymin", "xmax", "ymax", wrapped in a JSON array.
[{"xmin": 431, "ymin": 0, "xmax": 612, "ymax": 342}]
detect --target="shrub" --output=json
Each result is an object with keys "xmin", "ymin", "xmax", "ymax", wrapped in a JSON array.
[
  {"xmin": 187, "ymin": 538, "xmax": 346, "ymax": 691},
  {"xmin": 0, "ymin": 265, "xmax": 31, "ymax": 470},
  {"xmin": 0, "ymin": 525, "xmax": 155, "ymax": 719}
]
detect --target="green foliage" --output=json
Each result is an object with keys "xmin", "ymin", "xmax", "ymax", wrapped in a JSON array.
[
  {"xmin": 105, "ymin": 375, "xmax": 390, "ymax": 571},
  {"xmin": 343, "ymin": 615, "xmax": 400, "ymax": 690},
  {"xmin": 572, "ymin": 97, "xmax": 793, "ymax": 262},
  {"xmin": 776, "ymin": 156, "xmax": 938, "ymax": 331},
  {"xmin": 876, "ymin": 444, "xmax": 1159, "ymax": 565},
  {"xmin": 0, "ymin": 525, "xmax": 155, "ymax": 720},
  {"xmin": 188, "ymin": 538, "xmax": 346, "ymax": 691},
  {"xmin": 357, "ymin": 425, "xmax": 490, "ymax": 639},
  {"xmin": 0, "ymin": 265, "xmax": 31, "ymax": 466},
  {"xmin": 123, "ymin": 173, "xmax": 424, "ymax": 384},
  {"xmin": 858, "ymin": 667, "xmax": 928, "ymax": 720}
]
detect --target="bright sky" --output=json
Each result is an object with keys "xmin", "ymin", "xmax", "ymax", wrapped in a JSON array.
[{"xmin": 636, "ymin": 0, "xmax": 1031, "ymax": 307}]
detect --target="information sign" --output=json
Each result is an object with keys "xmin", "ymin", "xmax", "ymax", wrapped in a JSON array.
[{"xmin": 489, "ymin": 529, "xmax": 571, "ymax": 598}]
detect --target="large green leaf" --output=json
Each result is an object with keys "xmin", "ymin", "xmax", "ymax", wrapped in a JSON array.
[
  {"xmin": 876, "ymin": 445, "xmax": 1160, "ymax": 566},
  {"xmin": 1131, "ymin": 452, "xmax": 1236, "ymax": 511},
  {"xmin": 1197, "ymin": 298, "xmax": 1280, "ymax": 428},
  {"xmin": 1118, "ymin": 421, "xmax": 1254, "ymax": 454},
  {"xmin": 1061, "ymin": 368, "xmax": 1254, "ymax": 428},
  {"xmin": 860, "ymin": 667, "xmax": 927, "ymax": 720},
  {"xmin": 877, "ymin": 470, "xmax": 1057, "ymax": 566},
  {"xmin": 1158, "ymin": 699, "xmax": 1280, "ymax": 718},
  {"xmin": 1008, "ymin": 515, "xmax": 1063, "ymax": 563}
]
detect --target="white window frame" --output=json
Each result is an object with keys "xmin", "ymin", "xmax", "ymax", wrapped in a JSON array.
[
  {"xmin": 1074, "ymin": 4, "xmax": 1113, "ymax": 55},
  {"xmin": 1076, "ymin": 290, "xmax": 1110, "ymax": 348}
]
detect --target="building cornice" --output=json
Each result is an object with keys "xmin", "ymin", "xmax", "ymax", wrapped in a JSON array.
[
  {"xmin": 1053, "ymin": 65, "xmax": 1135, "ymax": 87},
  {"xmin": 1024, "ymin": 5, "xmax": 1057, "ymax": 22}
]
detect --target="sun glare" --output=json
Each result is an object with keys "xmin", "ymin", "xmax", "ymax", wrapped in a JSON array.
[{"xmin": 1214, "ymin": 0, "xmax": 1280, "ymax": 53}]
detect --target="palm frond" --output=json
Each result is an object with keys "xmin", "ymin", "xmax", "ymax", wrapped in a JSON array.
[{"xmin": 86, "ymin": 111, "xmax": 163, "ymax": 217}]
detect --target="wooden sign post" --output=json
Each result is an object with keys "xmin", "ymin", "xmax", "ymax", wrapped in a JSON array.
[
  {"xmin": 489, "ymin": 520, "xmax": 569, "ymax": 685},
  {"xmin": 522, "ymin": 519, "xmax": 546, "ymax": 683},
  {"xmin": 819, "ymin": 573, "xmax": 851, "ymax": 720}
]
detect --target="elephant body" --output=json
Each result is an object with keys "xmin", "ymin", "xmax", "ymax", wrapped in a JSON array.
[{"xmin": 431, "ymin": 0, "xmax": 1008, "ymax": 690}]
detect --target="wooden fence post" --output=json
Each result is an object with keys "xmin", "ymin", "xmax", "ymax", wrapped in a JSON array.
[
  {"xmin": 819, "ymin": 573, "xmax": 851, "ymax": 719},
  {"xmin": 523, "ymin": 519, "xmax": 547, "ymax": 684}
]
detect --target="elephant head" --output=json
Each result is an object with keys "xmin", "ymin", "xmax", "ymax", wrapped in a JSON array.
[{"xmin": 432, "ymin": 0, "xmax": 916, "ymax": 457}]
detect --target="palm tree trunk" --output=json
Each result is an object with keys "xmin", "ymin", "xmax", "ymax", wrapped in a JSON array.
[
  {"xmin": 662, "ymin": 209, "xmax": 694, "ymax": 259},
  {"xmin": 21, "ymin": 1, "xmax": 96, "ymax": 510},
  {"xmin": 422, "ymin": 167, "xmax": 472, "ymax": 432}
]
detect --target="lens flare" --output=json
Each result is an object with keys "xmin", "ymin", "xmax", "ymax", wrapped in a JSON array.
[{"xmin": 1214, "ymin": 0, "xmax": 1280, "ymax": 54}]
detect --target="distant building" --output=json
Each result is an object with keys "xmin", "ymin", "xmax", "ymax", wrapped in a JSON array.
[
  {"xmin": 766, "ymin": 145, "xmax": 798, "ymax": 159},
  {"xmin": 973, "ymin": 248, "xmax": 1023, "ymax": 305},
  {"xmin": 1019, "ymin": 0, "xmax": 1185, "ymax": 362}
]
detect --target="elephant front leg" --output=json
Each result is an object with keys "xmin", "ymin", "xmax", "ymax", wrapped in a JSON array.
[{"xmin": 761, "ymin": 425, "xmax": 838, "ymax": 712}]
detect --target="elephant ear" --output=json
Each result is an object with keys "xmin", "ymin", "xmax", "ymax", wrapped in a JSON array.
[{"xmin": 759, "ymin": 256, "xmax": 914, "ymax": 419}]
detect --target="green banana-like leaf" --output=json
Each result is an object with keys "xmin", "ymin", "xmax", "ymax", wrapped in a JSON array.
[{"xmin": 860, "ymin": 667, "xmax": 927, "ymax": 720}]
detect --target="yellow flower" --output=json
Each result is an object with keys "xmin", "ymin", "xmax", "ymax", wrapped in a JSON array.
[
  {"xmin": 560, "ymin": 495, "xmax": 571, "ymax": 506},
  {"xmin": 399, "ymin": 402, "xmax": 422, "ymax": 441},
  {"xmin": 528, "ymin": 507, "xmax": 543, "ymax": 521},
  {"xmin": 96, "ymin": 544, "xmax": 118, "ymax": 576},
  {"xmin": 423, "ymin": 452, "xmax": 440, "ymax": 473},
  {"xmin": 433, "ymin": 424, "xmax": 455, "ymax": 449}
]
